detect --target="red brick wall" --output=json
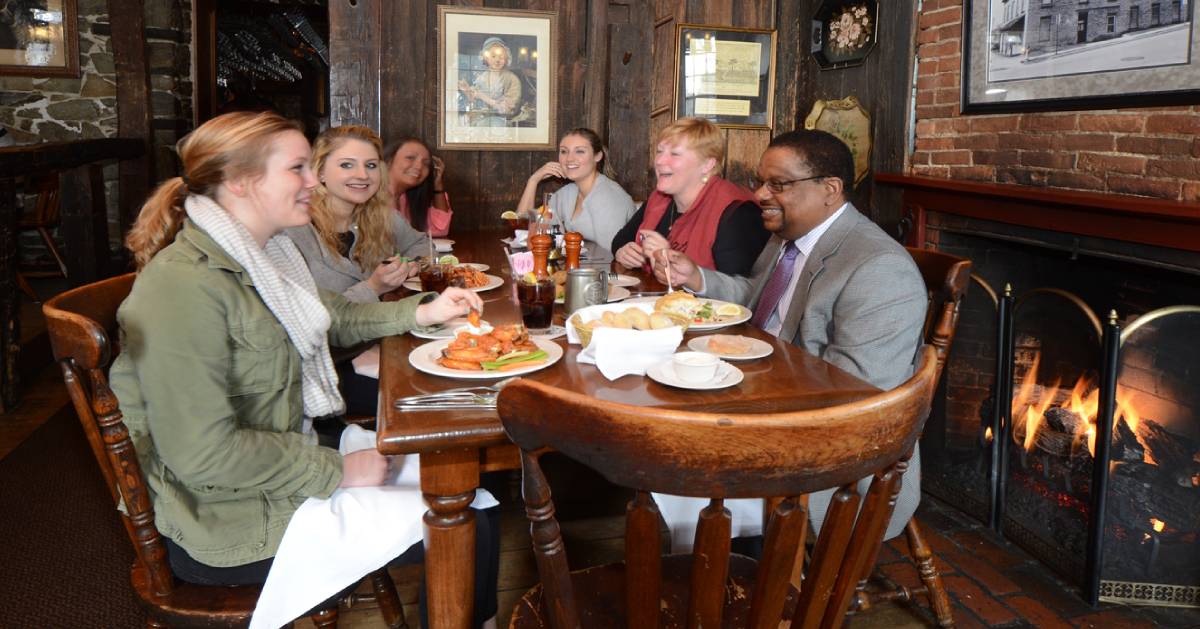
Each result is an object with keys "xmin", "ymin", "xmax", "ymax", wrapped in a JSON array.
[{"xmin": 911, "ymin": 0, "xmax": 1200, "ymax": 202}]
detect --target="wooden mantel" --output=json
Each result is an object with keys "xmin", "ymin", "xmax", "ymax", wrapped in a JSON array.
[{"xmin": 875, "ymin": 174, "xmax": 1200, "ymax": 254}]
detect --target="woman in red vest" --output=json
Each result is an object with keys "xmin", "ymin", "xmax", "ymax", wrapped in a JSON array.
[{"xmin": 611, "ymin": 117, "xmax": 769, "ymax": 276}]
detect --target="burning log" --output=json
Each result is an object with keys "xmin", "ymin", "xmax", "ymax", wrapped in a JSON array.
[
  {"xmin": 1045, "ymin": 406, "xmax": 1087, "ymax": 435},
  {"xmin": 1137, "ymin": 418, "xmax": 1200, "ymax": 488},
  {"xmin": 1112, "ymin": 417, "xmax": 1145, "ymax": 464}
]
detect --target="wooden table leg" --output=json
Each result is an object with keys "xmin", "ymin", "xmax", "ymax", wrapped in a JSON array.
[{"xmin": 421, "ymin": 448, "xmax": 481, "ymax": 629}]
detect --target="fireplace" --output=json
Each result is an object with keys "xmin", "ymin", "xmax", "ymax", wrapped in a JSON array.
[{"xmin": 878, "ymin": 174, "xmax": 1200, "ymax": 608}]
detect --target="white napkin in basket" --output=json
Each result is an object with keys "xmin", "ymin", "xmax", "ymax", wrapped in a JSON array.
[
  {"xmin": 568, "ymin": 302, "xmax": 683, "ymax": 380},
  {"xmin": 249, "ymin": 425, "xmax": 497, "ymax": 629}
]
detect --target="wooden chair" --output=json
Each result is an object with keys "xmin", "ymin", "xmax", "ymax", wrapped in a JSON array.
[
  {"xmin": 847, "ymin": 248, "xmax": 972, "ymax": 627},
  {"xmin": 16, "ymin": 173, "xmax": 66, "ymax": 300},
  {"xmin": 43, "ymin": 273, "xmax": 407, "ymax": 628},
  {"xmin": 497, "ymin": 346, "xmax": 940, "ymax": 629}
]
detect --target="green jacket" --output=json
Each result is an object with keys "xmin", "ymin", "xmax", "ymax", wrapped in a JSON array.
[{"xmin": 109, "ymin": 219, "xmax": 429, "ymax": 567}]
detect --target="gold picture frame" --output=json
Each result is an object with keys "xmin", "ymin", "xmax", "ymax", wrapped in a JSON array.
[
  {"xmin": 804, "ymin": 96, "xmax": 872, "ymax": 184},
  {"xmin": 674, "ymin": 24, "xmax": 776, "ymax": 130},
  {"xmin": 0, "ymin": 0, "xmax": 79, "ymax": 77},
  {"xmin": 437, "ymin": 6, "xmax": 556, "ymax": 151}
]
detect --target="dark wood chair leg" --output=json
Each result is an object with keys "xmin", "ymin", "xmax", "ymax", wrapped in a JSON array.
[
  {"xmin": 370, "ymin": 568, "xmax": 409, "ymax": 629},
  {"xmin": 905, "ymin": 519, "xmax": 954, "ymax": 628},
  {"xmin": 309, "ymin": 606, "xmax": 339, "ymax": 628}
]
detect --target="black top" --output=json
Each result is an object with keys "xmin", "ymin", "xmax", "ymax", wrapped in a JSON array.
[
  {"xmin": 336, "ymin": 231, "xmax": 355, "ymax": 258},
  {"xmin": 610, "ymin": 199, "xmax": 770, "ymax": 277}
]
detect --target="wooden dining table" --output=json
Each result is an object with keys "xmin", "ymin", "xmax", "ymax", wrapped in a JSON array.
[{"xmin": 375, "ymin": 229, "xmax": 879, "ymax": 629}]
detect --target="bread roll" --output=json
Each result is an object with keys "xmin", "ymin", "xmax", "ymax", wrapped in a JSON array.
[
  {"xmin": 623, "ymin": 307, "xmax": 651, "ymax": 330},
  {"xmin": 649, "ymin": 312, "xmax": 675, "ymax": 329},
  {"xmin": 601, "ymin": 311, "xmax": 618, "ymax": 327}
]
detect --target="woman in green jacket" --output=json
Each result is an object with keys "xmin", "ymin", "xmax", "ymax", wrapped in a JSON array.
[{"xmin": 109, "ymin": 111, "xmax": 497, "ymax": 624}]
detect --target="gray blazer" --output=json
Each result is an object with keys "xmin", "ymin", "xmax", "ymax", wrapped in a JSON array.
[
  {"xmin": 286, "ymin": 214, "xmax": 430, "ymax": 303},
  {"xmin": 701, "ymin": 204, "xmax": 927, "ymax": 539},
  {"xmin": 550, "ymin": 174, "xmax": 637, "ymax": 252}
]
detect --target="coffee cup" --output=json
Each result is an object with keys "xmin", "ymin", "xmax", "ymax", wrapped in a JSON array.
[{"xmin": 672, "ymin": 351, "xmax": 720, "ymax": 383}]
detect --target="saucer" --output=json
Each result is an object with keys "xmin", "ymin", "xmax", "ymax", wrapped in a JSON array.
[
  {"xmin": 532, "ymin": 324, "xmax": 567, "ymax": 341},
  {"xmin": 646, "ymin": 359, "xmax": 743, "ymax": 390}
]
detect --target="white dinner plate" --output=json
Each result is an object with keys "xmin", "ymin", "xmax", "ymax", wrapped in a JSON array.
[
  {"xmin": 687, "ymin": 335, "xmax": 774, "ymax": 361},
  {"xmin": 460, "ymin": 262, "xmax": 489, "ymax": 272},
  {"xmin": 433, "ymin": 238, "xmax": 454, "ymax": 252},
  {"xmin": 409, "ymin": 337, "xmax": 563, "ymax": 379},
  {"xmin": 609, "ymin": 273, "xmax": 640, "ymax": 288},
  {"xmin": 403, "ymin": 273, "xmax": 504, "ymax": 293},
  {"xmin": 412, "ymin": 323, "xmax": 567, "ymax": 341},
  {"xmin": 646, "ymin": 359, "xmax": 743, "ymax": 390},
  {"xmin": 625, "ymin": 296, "xmax": 752, "ymax": 331},
  {"xmin": 554, "ymin": 285, "xmax": 631, "ymax": 304}
]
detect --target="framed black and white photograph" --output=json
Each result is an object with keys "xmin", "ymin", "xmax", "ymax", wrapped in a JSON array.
[
  {"xmin": 0, "ymin": 0, "xmax": 79, "ymax": 77},
  {"xmin": 674, "ymin": 24, "xmax": 776, "ymax": 130},
  {"xmin": 438, "ymin": 6, "xmax": 555, "ymax": 150},
  {"xmin": 963, "ymin": 0, "xmax": 1198, "ymax": 113}
]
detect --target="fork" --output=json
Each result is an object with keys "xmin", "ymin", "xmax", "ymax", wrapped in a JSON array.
[{"xmin": 395, "ymin": 376, "xmax": 519, "ymax": 406}]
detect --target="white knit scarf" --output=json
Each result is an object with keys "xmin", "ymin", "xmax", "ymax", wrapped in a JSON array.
[{"xmin": 185, "ymin": 195, "xmax": 345, "ymax": 426}]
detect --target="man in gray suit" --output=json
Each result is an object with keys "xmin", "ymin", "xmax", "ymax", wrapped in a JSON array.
[{"xmin": 657, "ymin": 129, "xmax": 926, "ymax": 540}]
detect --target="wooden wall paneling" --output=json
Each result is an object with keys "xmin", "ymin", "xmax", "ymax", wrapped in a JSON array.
[
  {"xmin": 0, "ymin": 177, "xmax": 18, "ymax": 412},
  {"xmin": 379, "ymin": 0, "xmax": 427, "ymax": 141},
  {"xmin": 735, "ymin": 0, "xmax": 775, "ymax": 28},
  {"xmin": 108, "ymin": 0, "xmax": 155, "ymax": 235},
  {"xmin": 583, "ymin": 0, "xmax": 612, "ymax": 135},
  {"xmin": 725, "ymin": 130, "xmax": 771, "ymax": 187},
  {"xmin": 797, "ymin": 0, "xmax": 916, "ymax": 237},
  {"xmin": 691, "ymin": 0, "xmax": 733, "ymax": 26},
  {"xmin": 192, "ymin": 0, "xmax": 217, "ymax": 125},
  {"xmin": 607, "ymin": 0, "xmax": 655, "ymax": 200},
  {"xmin": 554, "ymin": 0, "xmax": 589, "ymax": 144},
  {"xmin": 328, "ymin": 0, "xmax": 381, "ymax": 129},
  {"xmin": 773, "ymin": 0, "xmax": 801, "ymax": 134}
]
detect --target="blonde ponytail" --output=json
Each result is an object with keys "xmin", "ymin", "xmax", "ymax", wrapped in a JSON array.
[{"xmin": 126, "ymin": 177, "xmax": 188, "ymax": 270}]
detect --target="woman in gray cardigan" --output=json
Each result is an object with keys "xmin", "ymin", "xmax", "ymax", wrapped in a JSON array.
[
  {"xmin": 516, "ymin": 128, "xmax": 636, "ymax": 253},
  {"xmin": 287, "ymin": 125, "xmax": 429, "ymax": 303}
]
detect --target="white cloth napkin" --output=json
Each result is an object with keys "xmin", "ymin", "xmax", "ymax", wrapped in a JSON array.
[
  {"xmin": 651, "ymin": 494, "xmax": 764, "ymax": 553},
  {"xmin": 567, "ymin": 302, "xmax": 683, "ymax": 380},
  {"xmin": 351, "ymin": 345, "xmax": 380, "ymax": 379},
  {"xmin": 249, "ymin": 425, "xmax": 497, "ymax": 629}
]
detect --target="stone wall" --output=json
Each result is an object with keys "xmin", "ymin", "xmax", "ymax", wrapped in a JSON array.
[
  {"xmin": 910, "ymin": 0, "xmax": 1200, "ymax": 202},
  {"xmin": 0, "ymin": 0, "xmax": 193, "ymax": 263}
]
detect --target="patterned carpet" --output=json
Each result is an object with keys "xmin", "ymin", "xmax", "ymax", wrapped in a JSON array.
[{"xmin": 0, "ymin": 406, "xmax": 145, "ymax": 627}]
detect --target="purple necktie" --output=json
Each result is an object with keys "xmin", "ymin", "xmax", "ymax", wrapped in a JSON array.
[{"xmin": 751, "ymin": 242, "xmax": 801, "ymax": 330}]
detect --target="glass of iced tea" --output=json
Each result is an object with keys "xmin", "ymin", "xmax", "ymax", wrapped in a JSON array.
[
  {"xmin": 517, "ymin": 276, "xmax": 555, "ymax": 333},
  {"xmin": 419, "ymin": 263, "xmax": 452, "ymax": 293}
]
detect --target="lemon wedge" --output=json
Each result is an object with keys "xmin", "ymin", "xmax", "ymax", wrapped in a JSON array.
[
  {"xmin": 438, "ymin": 254, "xmax": 459, "ymax": 265},
  {"xmin": 500, "ymin": 210, "xmax": 519, "ymax": 220},
  {"xmin": 715, "ymin": 302, "xmax": 743, "ymax": 318}
]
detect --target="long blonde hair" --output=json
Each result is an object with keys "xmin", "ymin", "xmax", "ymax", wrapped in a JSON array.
[
  {"xmin": 309, "ymin": 125, "xmax": 394, "ymax": 271},
  {"xmin": 126, "ymin": 111, "xmax": 303, "ymax": 269}
]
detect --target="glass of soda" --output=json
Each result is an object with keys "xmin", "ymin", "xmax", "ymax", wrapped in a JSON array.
[
  {"xmin": 517, "ymin": 276, "xmax": 555, "ymax": 333},
  {"xmin": 419, "ymin": 263, "xmax": 452, "ymax": 293}
]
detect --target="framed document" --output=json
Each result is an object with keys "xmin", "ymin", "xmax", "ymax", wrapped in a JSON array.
[
  {"xmin": 674, "ymin": 24, "xmax": 776, "ymax": 129},
  {"xmin": 438, "ymin": 6, "xmax": 556, "ymax": 150}
]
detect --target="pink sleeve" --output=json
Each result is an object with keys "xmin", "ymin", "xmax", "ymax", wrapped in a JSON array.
[{"xmin": 426, "ymin": 193, "xmax": 453, "ymax": 237}]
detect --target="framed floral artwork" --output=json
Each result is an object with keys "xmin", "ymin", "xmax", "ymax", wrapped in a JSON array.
[
  {"xmin": 0, "ymin": 0, "xmax": 79, "ymax": 77},
  {"xmin": 674, "ymin": 24, "xmax": 776, "ymax": 129},
  {"xmin": 437, "ymin": 6, "xmax": 556, "ymax": 150},
  {"xmin": 811, "ymin": 0, "xmax": 878, "ymax": 70}
]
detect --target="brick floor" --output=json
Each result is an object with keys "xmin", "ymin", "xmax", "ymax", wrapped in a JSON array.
[{"xmin": 882, "ymin": 496, "xmax": 1200, "ymax": 628}]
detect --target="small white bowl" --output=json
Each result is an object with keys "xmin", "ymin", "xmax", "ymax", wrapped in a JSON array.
[{"xmin": 672, "ymin": 351, "xmax": 720, "ymax": 383}]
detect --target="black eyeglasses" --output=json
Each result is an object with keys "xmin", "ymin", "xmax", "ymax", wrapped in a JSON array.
[{"xmin": 747, "ymin": 175, "xmax": 827, "ymax": 194}]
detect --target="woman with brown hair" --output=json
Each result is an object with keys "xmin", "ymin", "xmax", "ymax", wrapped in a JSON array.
[
  {"xmin": 112, "ymin": 111, "xmax": 498, "ymax": 625},
  {"xmin": 385, "ymin": 136, "xmax": 454, "ymax": 237},
  {"xmin": 286, "ymin": 125, "xmax": 428, "ymax": 303},
  {"xmin": 516, "ymin": 127, "xmax": 636, "ymax": 251},
  {"xmin": 611, "ymin": 117, "xmax": 770, "ymax": 276}
]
